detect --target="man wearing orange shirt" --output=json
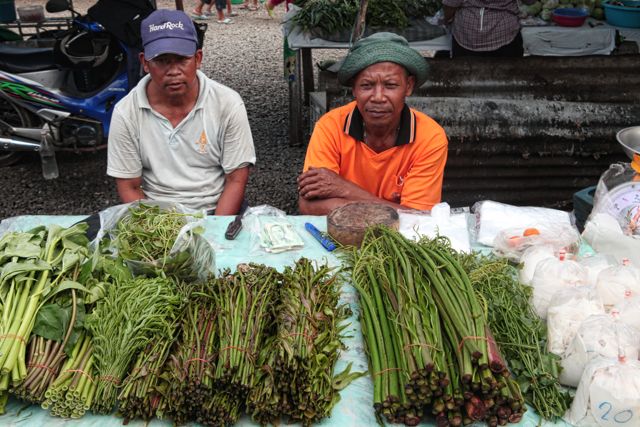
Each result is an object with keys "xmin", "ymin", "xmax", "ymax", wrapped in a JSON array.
[{"xmin": 297, "ymin": 32, "xmax": 449, "ymax": 215}]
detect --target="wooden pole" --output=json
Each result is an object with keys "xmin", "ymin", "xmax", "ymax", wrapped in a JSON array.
[
  {"xmin": 175, "ymin": 0, "xmax": 184, "ymax": 11},
  {"xmin": 351, "ymin": 0, "xmax": 369, "ymax": 44}
]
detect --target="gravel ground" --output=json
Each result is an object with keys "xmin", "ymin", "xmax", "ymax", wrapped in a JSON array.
[{"xmin": 1, "ymin": 0, "xmax": 336, "ymax": 219}]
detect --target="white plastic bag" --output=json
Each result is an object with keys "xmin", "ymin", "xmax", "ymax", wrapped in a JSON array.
[
  {"xmin": 518, "ymin": 244, "xmax": 555, "ymax": 285},
  {"xmin": 560, "ymin": 314, "xmax": 640, "ymax": 387},
  {"xmin": 595, "ymin": 262, "xmax": 640, "ymax": 311},
  {"xmin": 473, "ymin": 200, "xmax": 573, "ymax": 247},
  {"xmin": 398, "ymin": 203, "xmax": 471, "ymax": 253},
  {"xmin": 579, "ymin": 254, "xmax": 618, "ymax": 287},
  {"xmin": 615, "ymin": 296, "xmax": 640, "ymax": 332},
  {"xmin": 530, "ymin": 256, "xmax": 589, "ymax": 319},
  {"xmin": 547, "ymin": 286, "xmax": 604, "ymax": 356},
  {"xmin": 567, "ymin": 357, "xmax": 640, "ymax": 427},
  {"xmin": 493, "ymin": 223, "xmax": 580, "ymax": 262},
  {"xmin": 243, "ymin": 205, "xmax": 304, "ymax": 254},
  {"xmin": 97, "ymin": 200, "xmax": 215, "ymax": 282}
]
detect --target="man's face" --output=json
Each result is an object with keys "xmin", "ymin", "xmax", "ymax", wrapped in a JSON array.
[
  {"xmin": 352, "ymin": 62, "xmax": 415, "ymax": 129},
  {"xmin": 141, "ymin": 50, "xmax": 203, "ymax": 98}
]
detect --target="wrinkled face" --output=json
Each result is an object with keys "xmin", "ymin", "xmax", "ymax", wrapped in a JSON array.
[
  {"xmin": 352, "ymin": 62, "xmax": 415, "ymax": 129},
  {"xmin": 141, "ymin": 50, "xmax": 203, "ymax": 98}
]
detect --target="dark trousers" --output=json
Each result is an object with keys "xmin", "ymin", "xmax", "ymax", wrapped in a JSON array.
[{"xmin": 451, "ymin": 32, "xmax": 524, "ymax": 58}]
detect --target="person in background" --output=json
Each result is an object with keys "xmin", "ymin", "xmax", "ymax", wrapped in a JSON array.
[
  {"xmin": 442, "ymin": 0, "xmax": 536, "ymax": 57},
  {"xmin": 265, "ymin": 0, "xmax": 292, "ymax": 18},
  {"xmin": 107, "ymin": 9, "xmax": 255, "ymax": 214},
  {"xmin": 239, "ymin": 0, "xmax": 259, "ymax": 11},
  {"xmin": 297, "ymin": 32, "xmax": 448, "ymax": 215},
  {"xmin": 192, "ymin": 0, "xmax": 236, "ymax": 23}
]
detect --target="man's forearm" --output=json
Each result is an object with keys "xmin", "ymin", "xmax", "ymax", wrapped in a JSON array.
[
  {"xmin": 298, "ymin": 195, "xmax": 410, "ymax": 215},
  {"xmin": 116, "ymin": 178, "xmax": 145, "ymax": 203},
  {"xmin": 215, "ymin": 167, "xmax": 250, "ymax": 215}
]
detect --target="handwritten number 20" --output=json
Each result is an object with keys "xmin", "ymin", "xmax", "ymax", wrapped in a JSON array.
[{"xmin": 598, "ymin": 402, "xmax": 633, "ymax": 423}]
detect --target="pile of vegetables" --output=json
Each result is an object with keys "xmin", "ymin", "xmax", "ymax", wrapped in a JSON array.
[
  {"xmin": 519, "ymin": 0, "xmax": 605, "ymax": 21},
  {"xmin": 465, "ymin": 258, "xmax": 572, "ymax": 420},
  {"xmin": 247, "ymin": 258, "xmax": 363, "ymax": 426},
  {"xmin": 292, "ymin": 0, "xmax": 442, "ymax": 34},
  {"xmin": 346, "ymin": 228, "xmax": 527, "ymax": 427}
]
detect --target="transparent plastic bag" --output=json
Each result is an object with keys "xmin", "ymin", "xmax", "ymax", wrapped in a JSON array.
[
  {"xmin": 595, "ymin": 262, "xmax": 640, "ymax": 311},
  {"xmin": 560, "ymin": 313, "xmax": 640, "ymax": 387},
  {"xmin": 398, "ymin": 203, "xmax": 471, "ymax": 253},
  {"xmin": 546, "ymin": 286, "xmax": 604, "ymax": 356},
  {"xmin": 493, "ymin": 223, "xmax": 580, "ymax": 262},
  {"xmin": 96, "ymin": 200, "xmax": 215, "ymax": 282},
  {"xmin": 590, "ymin": 162, "xmax": 640, "ymax": 237},
  {"xmin": 473, "ymin": 200, "xmax": 573, "ymax": 247},
  {"xmin": 518, "ymin": 244, "xmax": 555, "ymax": 285},
  {"xmin": 530, "ymin": 256, "xmax": 589, "ymax": 319},
  {"xmin": 243, "ymin": 205, "xmax": 304, "ymax": 254},
  {"xmin": 579, "ymin": 253, "xmax": 618, "ymax": 287},
  {"xmin": 615, "ymin": 296, "xmax": 640, "ymax": 332},
  {"xmin": 568, "ymin": 357, "xmax": 640, "ymax": 427}
]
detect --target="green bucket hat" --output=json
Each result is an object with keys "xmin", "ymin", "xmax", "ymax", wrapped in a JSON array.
[{"xmin": 337, "ymin": 32, "xmax": 428, "ymax": 87}]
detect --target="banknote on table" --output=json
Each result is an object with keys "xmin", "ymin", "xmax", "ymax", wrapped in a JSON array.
[{"xmin": 260, "ymin": 221, "xmax": 304, "ymax": 253}]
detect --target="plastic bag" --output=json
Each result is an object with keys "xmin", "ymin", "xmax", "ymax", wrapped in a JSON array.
[
  {"xmin": 398, "ymin": 203, "xmax": 471, "ymax": 253},
  {"xmin": 579, "ymin": 253, "xmax": 618, "ymax": 287},
  {"xmin": 473, "ymin": 200, "xmax": 573, "ymax": 247},
  {"xmin": 582, "ymin": 213, "xmax": 640, "ymax": 268},
  {"xmin": 530, "ymin": 256, "xmax": 589, "ymax": 319},
  {"xmin": 595, "ymin": 262, "xmax": 640, "ymax": 311},
  {"xmin": 96, "ymin": 200, "xmax": 215, "ymax": 282},
  {"xmin": 615, "ymin": 296, "xmax": 640, "ymax": 332},
  {"xmin": 560, "ymin": 313, "xmax": 640, "ymax": 387},
  {"xmin": 546, "ymin": 286, "xmax": 604, "ymax": 356},
  {"xmin": 568, "ymin": 357, "xmax": 640, "ymax": 427},
  {"xmin": 590, "ymin": 162, "xmax": 640, "ymax": 237},
  {"xmin": 518, "ymin": 244, "xmax": 555, "ymax": 285},
  {"xmin": 493, "ymin": 223, "xmax": 580, "ymax": 262},
  {"xmin": 243, "ymin": 205, "xmax": 304, "ymax": 254}
]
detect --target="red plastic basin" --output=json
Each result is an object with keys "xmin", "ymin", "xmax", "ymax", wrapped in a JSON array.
[{"xmin": 552, "ymin": 8, "xmax": 589, "ymax": 26}]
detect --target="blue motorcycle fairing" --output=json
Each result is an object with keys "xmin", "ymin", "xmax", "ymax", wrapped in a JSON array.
[{"xmin": 0, "ymin": 69, "xmax": 130, "ymax": 136}]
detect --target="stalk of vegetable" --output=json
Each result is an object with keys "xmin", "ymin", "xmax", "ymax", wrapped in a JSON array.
[
  {"xmin": 0, "ymin": 224, "xmax": 89, "ymax": 388},
  {"xmin": 161, "ymin": 285, "xmax": 218, "ymax": 425},
  {"xmin": 465, "ymin": 258, "xmax": 571, "ymax": 420},
  {"xmin": 86, "ymin": 276, "xmax": 183, "ymax": 414},
  {"xmin": 41, "ymin": 333, "xmax": 96, "ymax": 419},
  {"xmin": 13, "ymin": 289, "xmax": 81, "ymax": 403},
  {"xmin": 246, "ymin": 258, "xmax": 363, "ymax": 427}
]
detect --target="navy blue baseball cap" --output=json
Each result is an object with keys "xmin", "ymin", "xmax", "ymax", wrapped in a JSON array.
[{"xmin": 141, "ymin": 9, "xmax": 198, "ymax": 60}]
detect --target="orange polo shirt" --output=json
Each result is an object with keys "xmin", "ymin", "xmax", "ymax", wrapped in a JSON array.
[{"xmin": 303, "ymin": 101, "xmax": 448, "ymax": 211}]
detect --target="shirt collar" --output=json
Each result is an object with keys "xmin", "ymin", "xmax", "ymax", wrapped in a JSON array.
[
  {"xmin": 344, "ymin": 103, "xmax": 416, "ymax": 146},
  {"xmin": 137, "ymin": 70, "xmax": 208, "ymax": 111}
]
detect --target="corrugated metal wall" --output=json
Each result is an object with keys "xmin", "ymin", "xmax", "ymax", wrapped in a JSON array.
[{"xmin": 324, "ymin": 55, "xmax": 638, "ymax": 208}]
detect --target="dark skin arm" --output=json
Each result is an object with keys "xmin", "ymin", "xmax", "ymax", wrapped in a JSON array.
[
  {"xmin": 297, "ymin": 167, "xmax": 409, "ymax": 215},
  {"xmin": 214, "ymin": 166, "xmax": 251, "ymax": 215},
  {"xmin": 116, "ymin": 177, "xmax": 145, "ymax": 203}
]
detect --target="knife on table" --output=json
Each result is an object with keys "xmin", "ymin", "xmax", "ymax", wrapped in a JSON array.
[{"xmin": 225, "ymin": 214, "xmax": 243, "ymax": 240}]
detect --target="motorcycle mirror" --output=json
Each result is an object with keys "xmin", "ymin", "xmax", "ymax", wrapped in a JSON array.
[{"xmin": 46, "ymin": 0, "xmax": 71, "ymax": 13}]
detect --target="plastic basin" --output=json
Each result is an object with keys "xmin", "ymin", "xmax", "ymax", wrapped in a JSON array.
[
  {"xmin": 552, "ymin": 8, "xmax": 589, "ymax": 26},
  {"xmin": 603, "ymin": 0, "xmax": 640, "ymax": 28}
]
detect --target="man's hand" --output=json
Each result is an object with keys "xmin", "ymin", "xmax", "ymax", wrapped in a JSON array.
[
  {"xmin": 297, "ymin": 167, "xmax": 354, "ymax": 200},
  {"xmin": 116, "ymin": 177, "xmax": 144, "ymax": 203}
]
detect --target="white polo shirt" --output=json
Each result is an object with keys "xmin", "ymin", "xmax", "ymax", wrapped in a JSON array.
[{"xmin": 107, "ymin": 70, "xmax": 256, "ymax": 211}]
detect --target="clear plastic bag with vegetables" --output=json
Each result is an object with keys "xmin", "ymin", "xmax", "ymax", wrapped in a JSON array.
[
  {"xmin": 96, "ymin": 200, "xmax": 215, "ymax": 282},
  {"xmin": 560, "ymin": 313, "xmax": 640, "ymax": 387}
]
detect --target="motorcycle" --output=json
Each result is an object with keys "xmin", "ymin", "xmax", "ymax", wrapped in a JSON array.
[{"xmin": 0, "ymin": 0, "xmax": 155, "ymax": 178}]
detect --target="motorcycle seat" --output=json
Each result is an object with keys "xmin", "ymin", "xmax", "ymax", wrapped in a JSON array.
[{"xmin": 0, "ymin": 44, "xmax": 56, "ymax": 73}]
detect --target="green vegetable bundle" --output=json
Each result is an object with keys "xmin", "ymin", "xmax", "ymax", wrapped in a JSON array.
[
  {"xmin": 347, "ymin": 228, "xmax": 527, "ymax": 427},
  {"xmin": 111, "ymin": 202, "xmax": 214, "ymax": 282},
  {"xmin": 41, "ymin": 333, "xmax": 96, "ymax": 418},
  {"xmin": 86, "ymin": 276, "xmax": 183, "ymax": 414},
  {"xmin": 292, "ymin": 0, "xmax": 442, "ymax": 34},
  {"xmin": 161, "ymin": 286, "xmax": 218, "ymax": 425},
  {"xmin": 0, "ymin": 223, "xmax": 89, "ymax": 399},
  {"xmin": 466, "ymin": 258, "xmax": 572, "ymax": 420},
  {"xmin": 247, "ymin": 258, "xmax": 363, "ymax": 426}
]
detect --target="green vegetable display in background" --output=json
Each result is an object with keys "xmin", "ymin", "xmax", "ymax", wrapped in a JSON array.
[{"xmin": 292, "ymin": 0, "xmax": 442, "ymax": 34}]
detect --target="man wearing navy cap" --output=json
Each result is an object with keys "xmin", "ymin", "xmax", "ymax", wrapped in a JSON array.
[{"xmin": 107, "ymin": 9, "xmax": 256, "ymax": 214}]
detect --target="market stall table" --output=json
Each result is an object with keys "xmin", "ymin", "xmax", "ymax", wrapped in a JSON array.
[
  {"xmin": 0, "ymin": 215, "xmax": 573, "ymax": 427},
  {"xmin": 284, "ymin": 7, "xmax": 640, "ymax": 146}
]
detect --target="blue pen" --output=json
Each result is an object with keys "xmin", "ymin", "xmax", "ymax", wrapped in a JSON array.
[{"xmin": 304, "ymin": 222, "xmax": 337, "ymax": 252}]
